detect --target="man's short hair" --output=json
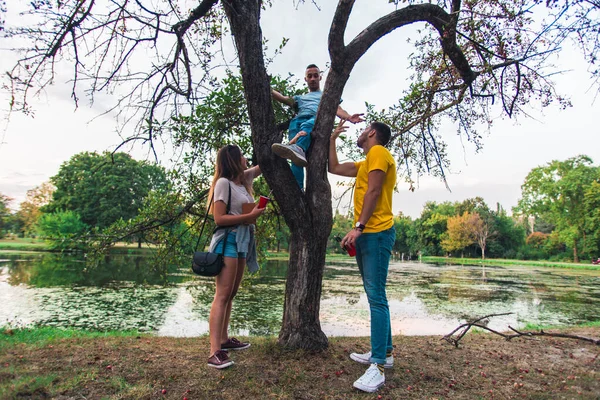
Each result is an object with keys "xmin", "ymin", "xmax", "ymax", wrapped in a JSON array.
[
  {"xmin": 371, "ymin": 122, "xmax": 392, "ymax": 146},
  {"xmin": 306, "ymin": 64, "xmax": 320, "ymax": 70}
]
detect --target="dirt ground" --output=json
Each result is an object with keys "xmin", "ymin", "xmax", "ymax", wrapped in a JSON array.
[{"xmin": 1, "ymin": 327, "xmax": 598, "ymax": 399}]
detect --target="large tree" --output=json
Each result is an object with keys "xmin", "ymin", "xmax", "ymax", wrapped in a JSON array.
[
  {"xmin": 5, "ymin": 0, "xmax": 599, "ymax": 349},
  {"xmin": 0, "ymin": 193, "xmax": 13, "ymax": 237},
  {"xmin": 17, "ymin": 182, "xmax": 55, "ymax": 237},
  {"xmin": 441, "ymin": 212, "xmax": 477, "ymax": 257},
  {"xmin": 516, "ymin": 155, "xmax": 600, "ymax": 262},
  {"xmin": 44, "ymin": 152, "xmax": 169, "ymax": 230}
]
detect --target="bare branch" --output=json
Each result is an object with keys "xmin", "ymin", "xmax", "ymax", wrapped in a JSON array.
[
  {"xmin": 328, "ymin": 0, "xmax": 354, "ymax": 66},
  {"xmin": 344, "ymin": 4, "xmax": 476, "ymax": 85},
  {"xmin": 444, "ymin": 313, "xmax": 600, "ymax": 348},
  {"xmin": 171, "ymin": 0, "xmax": 218, "ymax": 37}
]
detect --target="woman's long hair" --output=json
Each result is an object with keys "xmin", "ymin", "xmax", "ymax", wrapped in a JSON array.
[{"xmin": 207, "ymin": 144, "xmax": 253, "ymax": 213}]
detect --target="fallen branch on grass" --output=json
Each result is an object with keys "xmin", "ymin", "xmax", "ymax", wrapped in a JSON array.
[{"xmin": 443, "ymin": 313, "xmax": 600, "ymax": 348}]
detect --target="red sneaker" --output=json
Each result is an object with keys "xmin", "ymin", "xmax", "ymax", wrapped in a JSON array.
[
  {"xmin": 221, "ymin": 337, "xmax": 251, "ymax": 351},
  {"xmin": 207, "ymin": 350, "xmax": 234, "ymax": 369}
]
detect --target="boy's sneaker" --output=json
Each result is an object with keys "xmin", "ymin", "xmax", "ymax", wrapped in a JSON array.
[
  {"xmin": 271, "ymin": 143, "xmax": 308, "ymax": 167},
  {"xmin": 350, "ymin": 350, "xmax": 394, "ymax": 368},
  {"xmin": 353, "ymin": 363, "xmax": 385, "ymax": 393},
  {"xmin": 207, "ymin": 350, "xmax": 234, "ymax": 369},
  {"xmin": 221, "ymin": 337, "xmax": 250, "ymax": 351}
]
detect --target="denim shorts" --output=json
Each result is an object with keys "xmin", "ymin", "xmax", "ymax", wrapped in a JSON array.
[{"xmin": 213, "ymin": 231, "xmax": 246, "ymax": 259}]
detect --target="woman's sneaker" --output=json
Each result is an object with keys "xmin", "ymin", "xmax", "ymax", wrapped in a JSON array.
[
  {"xmin": 221, "ymin": 337, "xmax": 251, "ymax": 351},
  {"xmin": 207, "ymin": 350, "xmax": 234, "ymax": 369},
  {"xmin": 350, "ymin": 350, "xmax": 394, "ymax": 368}
]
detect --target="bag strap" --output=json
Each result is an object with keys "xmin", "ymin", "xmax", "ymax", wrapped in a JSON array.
[
  {"xmin": 194, "ymin": 182, "xmax": 232, "ymax": 252},
  {"xmin": 216, "ymin": 183, "xmax": 232, "ymax": 257}
]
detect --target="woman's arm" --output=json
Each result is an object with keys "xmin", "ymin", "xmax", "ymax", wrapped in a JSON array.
[
  {"xmin": 244, "ymin": 165, "xmax": 262, "ymax": 181},
  {"xmin": 213, "ymin": 200, "xmax": 264, "ymax": 226}
]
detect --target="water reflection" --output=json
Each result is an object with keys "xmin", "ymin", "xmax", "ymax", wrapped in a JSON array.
[{"xmin": 1, "ymin": 252, "xmax": 599, "ymax": 337}]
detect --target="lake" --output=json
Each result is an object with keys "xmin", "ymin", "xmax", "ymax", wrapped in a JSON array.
[{"xmin": 1, "ymin": 252, "xmax": 599, "ymax": 337}]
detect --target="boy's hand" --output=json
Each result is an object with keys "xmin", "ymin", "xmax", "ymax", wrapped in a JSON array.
[{"xmin": 347, "ymin": 113, "xmax": 364, "ymax": 124}]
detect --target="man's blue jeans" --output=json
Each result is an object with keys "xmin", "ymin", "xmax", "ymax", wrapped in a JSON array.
[
  {"xmin": 355, "ymin": 227, "xmax": 396, "ymax": 364},
  {"xmin": 288, "ymin": 114, "xmax": 315, "ymax": 189}
]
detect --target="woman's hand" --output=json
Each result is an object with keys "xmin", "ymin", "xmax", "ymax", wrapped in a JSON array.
[{"xmin": 246, "ymin": 203, "xmax": 266, "ymax": 221}]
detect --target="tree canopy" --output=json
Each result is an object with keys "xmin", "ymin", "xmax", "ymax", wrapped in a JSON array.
[
  {"xmin": 44, "ymin": 152, "xmax": 169, "ymax": 229},
  {"xmin": 16, "ymin": 182, "xmax": 54, "ymax": 237},
  {"xmin": 515, "ymin": 155, "xmax": 600, "ymax": 262},
  {"xmin": 0, "ymin": 193, "xmax": 12, "ymax": 237}
]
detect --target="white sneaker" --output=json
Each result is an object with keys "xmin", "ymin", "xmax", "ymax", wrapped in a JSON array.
[
  {"xmin": 353, "ymin": 363, "xmax": 385, "ymax": 393},
  {"xmin": 271, "ymin": 143, "xmax": 308, "ymax": 167},
  {"xmin": 350, "ymin": 351, "xmax": 394, "ymax": 368}
]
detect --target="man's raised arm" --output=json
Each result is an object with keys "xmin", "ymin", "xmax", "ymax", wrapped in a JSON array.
[{"xmin": 329, "ymin": 120, "xmax": 357, "ymax": 177}]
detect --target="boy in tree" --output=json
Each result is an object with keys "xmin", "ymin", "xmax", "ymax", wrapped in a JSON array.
[{"xmin": 271, "ymin": 64, "xmax": 364, "ymax": 189}]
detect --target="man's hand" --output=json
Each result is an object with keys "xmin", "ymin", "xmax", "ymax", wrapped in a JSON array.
[
  {"xmin": 347, "ymin": 113, "xmax": 365, "ymax": 124},
  {"xmin": 341, "ymin": 228, "xmax": 362, "ymax": 250},
  {"xmin": 331, "ymin": 120, "xmax": 348, "ymax": 141}
]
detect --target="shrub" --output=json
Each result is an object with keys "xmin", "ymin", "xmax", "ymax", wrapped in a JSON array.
[{"xmin": 37, "ymin": 211, "xmax": 89, "ymax": 251}]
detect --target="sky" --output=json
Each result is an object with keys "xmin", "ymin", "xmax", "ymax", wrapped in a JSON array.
[{"xmin": 0, "ymin": 1, "xmax": 599, "ymax": 218}]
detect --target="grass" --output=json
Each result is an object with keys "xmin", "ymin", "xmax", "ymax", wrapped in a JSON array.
[
  {"xmin": 523, "ymin": 320, "xmax": 600, "ymax": 330},
  {"xmin": 422, "ymin": 256, "xmax": 600, "ymax": 270},
  {"xmin": 0, "ymin": 325, "xmax": 598, "ymax": 399},
  {"xmin": 0, "ymin": 238, "xmax": 49, "ymax": 251},
  {"xmin": 0, "ymin": 327, "xmax": 143, "ymax": 351},
  {"xmin": 264, "ymin": 251, "xmax": 355, "ymax": 261},
  {"xmin": 0, "ymin": 238, "xmax": 156, "ymax": 254}
]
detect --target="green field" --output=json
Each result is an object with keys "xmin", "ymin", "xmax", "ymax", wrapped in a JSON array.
[{"xmin": 421, "ymin": 256, "xmax": 600, "ymax": 270}]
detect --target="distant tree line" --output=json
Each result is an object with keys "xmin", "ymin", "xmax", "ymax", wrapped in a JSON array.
[
  {"xmin": 1, "ymin": 154, "xmax": 599, "ymax": 263},
  {"xmin": 329, "ymin": 155, "xmax": 600, "ymax": 263}
]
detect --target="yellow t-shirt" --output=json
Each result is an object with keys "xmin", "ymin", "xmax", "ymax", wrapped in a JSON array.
[{"xmin": 353, "ymin": 145, "xmax": 396, "ymax": 233}]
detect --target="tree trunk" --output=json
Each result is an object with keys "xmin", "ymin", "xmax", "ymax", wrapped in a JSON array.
[
  {"xmin": 223, "ymin": 0, "xmax": 332, "ymax": 350},
  {"xmin": 573, "ymin": 238, "xmax": 579, "ymax": 263},
  {"xmin": 278, "ymin": 229, "xmax": 329, "ymax": 349}
]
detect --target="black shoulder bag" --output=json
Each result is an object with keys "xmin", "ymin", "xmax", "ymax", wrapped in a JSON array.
[{"xmin": 192, "ymin": 183, "xmax": 231, "ymax": 276}]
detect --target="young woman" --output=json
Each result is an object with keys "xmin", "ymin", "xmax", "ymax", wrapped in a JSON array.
[{"xmin": 206, "ymin": 144, "xmax": 265, "ymax": 369}]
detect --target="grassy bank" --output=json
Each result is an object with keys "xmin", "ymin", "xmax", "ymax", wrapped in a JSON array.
[
  {"xmin": 422, "ymin": 256, "xmax": 600, "ymax": 270},
  {"xmin": 1, "ymin": 326, "xmax": 598, "ymax": 399},
  {"xmin": 267, "ymin": 251, "xmax": 355, "ymax": 262},
  {"xmin": 0, "ymin": 238, "xmax": 49, "ymax": 252},
  {"xmin": 0, "ymin": 239, "xmax": 156, "ymax": 254}
]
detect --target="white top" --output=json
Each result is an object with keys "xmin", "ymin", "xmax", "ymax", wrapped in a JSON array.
[{"xmin": 213, "ymin": 168, "xmax": 259, "ymax": 215}]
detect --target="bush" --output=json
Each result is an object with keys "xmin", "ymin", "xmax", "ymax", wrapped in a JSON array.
[
  {"xmin": 516, "ymin": 245, "xmax": 546, "ymax": 260},
  {"xmin": 526, "ymin": 232, "xmax": 550, "ymax": 248},
  {"xmin": 37, "ymin": 211, "xmax": 89, "ymax": 250}
]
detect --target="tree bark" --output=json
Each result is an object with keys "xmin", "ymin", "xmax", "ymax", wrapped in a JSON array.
[{"xmin": 222, "ymin": 0, "xmax": 329, "ymax": 350}]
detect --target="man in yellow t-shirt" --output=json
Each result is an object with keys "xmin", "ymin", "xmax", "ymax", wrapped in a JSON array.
[{"xmin": 329, "ymin": 120, "xmax": 396, "ymax": 393}]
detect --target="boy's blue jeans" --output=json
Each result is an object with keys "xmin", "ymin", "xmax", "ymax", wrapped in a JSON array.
[
  {"xmin": 355, "ymin": 227, "xmax": 396, "ymax": 364},
  {"xmin": 288, "ymin": 114, "xmax": 315, "ymax": 189}
]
